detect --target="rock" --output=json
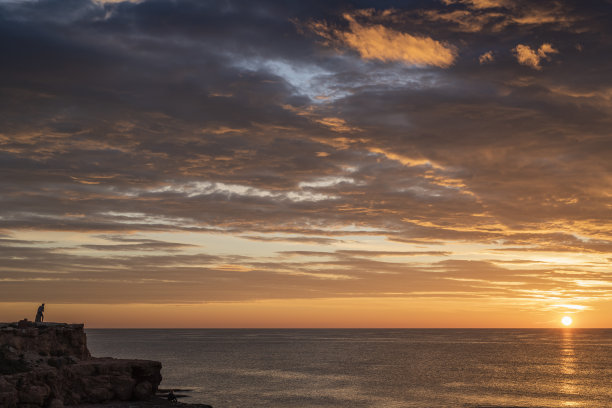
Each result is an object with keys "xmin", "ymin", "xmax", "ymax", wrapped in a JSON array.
[
  {"xmin": 87, "ymin": 383, "xmax": 115, "ymax": 402},
  {"xmin": 0, "ymin": 344, "xmax": 31, "ymax": 375},
  {"xmin": 18, "ymin": 384, "xmax": 49, "ymax": 405},
  {"xmin": 48, "ymin": 398, "xmax": 64, "ymax": 408},
  {"xmin": 0, "ymin": 322, "xmax": 90, "ymax": 361},
  {"xmin": 0, "ymin": 392, "xmax": 18, "ymax": 408},
  {"xmin": 17, "ymin": 319, "xmax": 31, "ymax": 329},
  {"xmin": 111, "ymin": 375, "xmax": 135, "ymax": 400},
  {"xmin": 0, "ymin": 322, "xmax": 162, "ymax": 407},
  {"xmin": 0, "ymin": 375, "xmax": 18, "ymax": 407},
  {"xmin": 133, "ymin": 381, "xmax": 153, "ymax": 400}
]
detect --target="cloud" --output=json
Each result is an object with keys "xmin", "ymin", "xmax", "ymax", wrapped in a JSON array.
[
  {"xmin": 2, "ymin": 233, "xmax": 607, "ymax": 310},
  {"xmin": 513, "ymin": 43, "xmax": 558, "ymax": 69},
  {"xmin": 1, "ymin": 0, "xmax": 612, "ymax": 318},
  {"xmin": 309, "ymin": 13, "xmax": 457, "ymax": 68},
  {"xmin": 443, "ymin": 0, "xmax": 508, "ymax": 9},
  {"xmin": 241, "ymin": 235, "xmax": 343, "ymax": 245},
  {"xmin": 151, "ymin": 181, "xmax": 338, "ymax": 202},
  {"xmin": 335, "ymin": 250, "xmax": 451, "ymax": 258},
  {"xmin": 420, "ymin": 9, "xmax": 503, "ymax": 33},
  {"xmin": 510, "ymin": 8, "xmax": 576, "ymax": 27},
  {"xmin": 479, "ymin": 50, "xmax": 495, "ymax": 64},
  {"xmin": 93, "ymin": 0, "xmax": 142, "ymax": 3},
  {"xmin": 427, "ymin": 0, "xmax": 582, "ymax": 34},
  {"xmin": 537, "ymin": 43, "xmax": 558, "ymax": 57},
  {"xmin": 314, "ymin": 117, "xmax": 362, "ymax": 133},
  {"xmin": 81, "ymin": 236, "xmax": 198, "ymax": 252}
]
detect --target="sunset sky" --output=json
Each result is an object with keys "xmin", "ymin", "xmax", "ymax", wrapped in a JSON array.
[{"xmin": 1, "ymin": 0, "xmax": 611, "ymax": 328}]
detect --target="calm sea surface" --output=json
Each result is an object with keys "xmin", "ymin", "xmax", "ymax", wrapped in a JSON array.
[{"xmin": 86, "ymin": 329, "xmax": 612, "ymax": 407}]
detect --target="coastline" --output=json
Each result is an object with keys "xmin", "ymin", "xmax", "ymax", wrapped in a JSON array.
[
  {"xmin": 0, "ymin": 321, "xmax": 167, "ymax": 407},
  {"xmin": 75, "ymin": 395, "xmax": 212, "ymax": 407}
]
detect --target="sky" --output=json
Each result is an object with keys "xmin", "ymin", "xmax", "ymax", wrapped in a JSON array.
[{"xmin": 1, "ymin": 0, "xmax": 611, "ymax": 328}]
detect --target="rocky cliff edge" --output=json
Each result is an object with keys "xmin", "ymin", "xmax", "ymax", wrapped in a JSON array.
[{"xmin": 0, "ymin": 320, "xmax": 162, "ymax": 408}]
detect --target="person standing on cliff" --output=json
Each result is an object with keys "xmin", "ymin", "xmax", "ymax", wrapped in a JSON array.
[{"xmin": 35, "ymin": 303, "xmax": 45, "ymax": 323}]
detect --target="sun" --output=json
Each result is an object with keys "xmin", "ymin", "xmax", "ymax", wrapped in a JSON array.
[{"xmin": 561, "ymin": 316, "xmax": 573, "ymax": 326}]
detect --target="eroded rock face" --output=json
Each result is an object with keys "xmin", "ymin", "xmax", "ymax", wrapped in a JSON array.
[
  {"xmin": 0, "ymin": 322, "xmax": 162, "ymax": 407},
  {"xmin": 0, "ymin": 322, "xmax": 90, "ymax": 364}
]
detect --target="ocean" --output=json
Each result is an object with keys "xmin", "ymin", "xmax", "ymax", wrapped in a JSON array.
[{"xmin": 86, "ymin": 329, "xmax": 612, "ymax": 407}]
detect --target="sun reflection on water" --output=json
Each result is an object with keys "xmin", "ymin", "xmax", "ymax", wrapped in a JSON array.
[{"xmin": 560, "ymin": 329, "xmax": 579, "ymax": 406}]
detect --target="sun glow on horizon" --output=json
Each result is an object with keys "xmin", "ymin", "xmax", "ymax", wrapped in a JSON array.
[{"xmin": 562, "ymin": 316, "xmax": 573, "ymax": 326}]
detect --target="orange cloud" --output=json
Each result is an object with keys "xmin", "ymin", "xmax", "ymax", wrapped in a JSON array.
[
  {"xmin": 421, "ymin": 9, "xmax": 503, "ymax": 33},
  {"xmin": 368, "ymin": 147, "xmax": 442, "ymax": 168},
  {"xmin": 310, "ymin": 13, "xmax": 456, "ymax": 68},
  {"xmin": 282, "ymin": 104, "xmax": 362, "ymax": 133},
  {"xmin": 513, "ymin": 43, "xmax": 558, "ymax": 69},
  {"xmin": 479, "ymin": 50, "xmax": 494, "ymax": 64},
  {"xmin": 314, "ymin": 117, "xmax": 362, "ymax": 133},
  {"xmin": 433, "ymin": 1, "xmax": 577, "ymax": 34},
  {"xmin": 537, "ymin": 43, "xmax": 557, "ymax": 57},
  {"xmin": 511, "ymin": 9, "xmax": 575, "ymax": 27}
]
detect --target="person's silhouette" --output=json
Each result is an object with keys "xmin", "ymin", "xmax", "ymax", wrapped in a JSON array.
[
  {"xmin": 168, "ymin": 390, "xmax": 177, "ymax": 403},
  {"xmin": 35, "ymin": 303, "xmax": 45, "ymax": 323}
]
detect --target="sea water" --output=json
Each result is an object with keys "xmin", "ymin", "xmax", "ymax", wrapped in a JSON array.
[{"xmin": 86, "ymin": 329, "xmax": 612, "ymax": 407}]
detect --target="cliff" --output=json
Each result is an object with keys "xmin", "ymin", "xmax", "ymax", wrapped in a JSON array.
[{"xmin": 0, "ymin": 320, "xmax": 162, "ymax": 408}]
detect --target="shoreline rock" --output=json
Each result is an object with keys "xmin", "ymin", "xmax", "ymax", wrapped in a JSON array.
[
  {"xmin": 74, "ymin": 395, "xmax": 212, "ymax": 407},
  {"xmin": 0, "ymin": 321, "xmax": 163, "ymax": 407}
]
